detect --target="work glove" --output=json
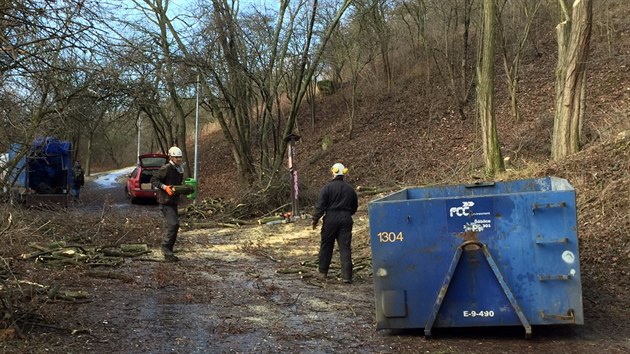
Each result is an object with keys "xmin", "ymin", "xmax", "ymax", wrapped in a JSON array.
[{"xmin": 163, "ymin": 185, "xmax": 174, "ymax": 196}]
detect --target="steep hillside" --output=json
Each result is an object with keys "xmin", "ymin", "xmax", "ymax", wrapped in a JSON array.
[
  {"xmin": 196, "ymin": 18, "xmax": 629, "ymax": 202},
  {"xmin": 542, "ymin": 132, "xmax": 630, "ymax": 324}
]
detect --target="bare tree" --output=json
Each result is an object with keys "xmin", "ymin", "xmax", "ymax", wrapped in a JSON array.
[
  {"xmin": 552, "ymin": 0, "xmax": 593, "ymax": 159},
  {"xmin": 0, "ymin": 0, "xmax": 107, "ymax": 182},
  {"xmin": 427, "ymin": 0, "xmax": 478, "ymax": 120},
  {"xmin": 477, "ymin": 0, "xmax": 503, "ymax": 176},
  {"xmin": 496, "ymin": 0, "xmax": 542, "ymax": 122},
  {"xmin": 133, "ymin": 0, "xmax": 194, "ymax": 176},
  {"xmin": 356, "ymin": 0, "xmax": 394, "ymax": 93},
  {"xmin": 165, "ymin": 0, "xmax": 351, "ymax": 188},
  {"xmin": 0, "ymin": 0, "xmax": 148, "ymax": 176},
  {"xmin": 397, "ymin": 0, "xmax": 430, "ymax": 59},
  {"xmin": 268, "ymin": 0, "xmax": 352, "ymax": 187},
  {"xmin": 326, "ymin": 11, "xmax": 377, "ymax": 138}
]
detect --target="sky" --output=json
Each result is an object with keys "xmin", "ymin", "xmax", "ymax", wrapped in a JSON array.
[{"xmin": 119, "ymin": 0, "xmax": 280, "ymax": 26}]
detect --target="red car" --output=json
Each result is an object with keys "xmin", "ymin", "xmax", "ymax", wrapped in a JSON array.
[{"xmin": 125, "ymin": 153, "xmax": 168, "ymax": 203}]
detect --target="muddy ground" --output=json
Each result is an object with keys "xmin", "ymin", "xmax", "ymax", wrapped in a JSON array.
[{"xmin": 1, "ymin": 169, "xmax": 629, "ymax": 354}]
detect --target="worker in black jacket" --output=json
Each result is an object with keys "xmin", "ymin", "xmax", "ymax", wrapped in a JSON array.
[
  {"xmin": 151, "ymin": 146, "xmax": 184, "ymax": 262},
  {"xmin": 312, "ymin": 162, "xmax": 358, "ymax": 283},
  {"xmin": 71, "ymin": 160, "xmax": 85, "ymax": 201}
]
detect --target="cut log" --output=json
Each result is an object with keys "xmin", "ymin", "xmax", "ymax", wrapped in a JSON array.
[
  {"xmin": 258, "ymin": 216, "xmax": 284, "ymax": 224},
  {"xmin": 276, "ymin": 268, "xmax": 302, "ymax": 274},
  {"xmin": 120, "ymin": 244, "xmax": 149, "ymax": 253}
]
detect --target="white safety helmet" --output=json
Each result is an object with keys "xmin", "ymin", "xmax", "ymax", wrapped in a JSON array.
[
  {"xmin": 168, "ymin": 146, "xmax": 183, "ymax": 157},
  {"xmin": 331, "ymin": 162, "xmax": 348, "ymax": 176}
]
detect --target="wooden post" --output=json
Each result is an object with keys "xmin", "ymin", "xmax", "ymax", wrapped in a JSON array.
[{"xmin": 284, "ymin": 134, "xmax": 301, "ymax": 220}]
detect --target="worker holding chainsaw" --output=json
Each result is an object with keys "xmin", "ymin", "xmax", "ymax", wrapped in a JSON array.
[
  {"xmin": 151, "ymin": 146, "xmax": 186, "ymax": 262},
  {"xmin": 312, "ymin": 162, "xmax": 358, "ymax": 283}
]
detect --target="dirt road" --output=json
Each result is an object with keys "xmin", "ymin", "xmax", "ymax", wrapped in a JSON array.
[{"xmin": 3, "ymin": 170, "xmax": 629, "ymax": 353}]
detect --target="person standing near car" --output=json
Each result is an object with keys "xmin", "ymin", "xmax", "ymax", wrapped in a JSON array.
[
  {"xmin": 151, "ymin": 146, "xmax": 184, "ymax": 262},
  {"xmin": 312, "ymin": 162, "xmax": 358, "ymax": 283},
  {"xmin": 71, "ymin": 160, "xmax": 85, "ymax": 201}
]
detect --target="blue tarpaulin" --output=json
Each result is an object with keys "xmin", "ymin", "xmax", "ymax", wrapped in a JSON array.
[{"xmin": 9, "ymin": 137, "xmax": 73, "ymax": 194}]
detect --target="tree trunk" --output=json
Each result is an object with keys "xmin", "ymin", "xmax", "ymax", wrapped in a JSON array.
[
  {"xmin": 307, "ymin": 79, "xmax": 316, "ymax": 129},
  {"xmin": 86, "ymin": 132, "xmax": 93, "ymax": 177},
  {"xmin": 477, "ymin": 0, "xmax": 504, "ymax": 177},
  {"xmin": 349, "ymin": 79, "xmax": 358, "ymax": 139},
  {"xmin": 552, "ymin": 0, "xmax": 592, "ymax": 160},
  {"xmin": 268, "ymin": 1, "xmax": 352, "ymax": 187}
]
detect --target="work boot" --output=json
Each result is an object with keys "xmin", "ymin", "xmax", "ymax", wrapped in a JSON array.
[
  {"xmin": 164, "ymin": 254, "xmax": 179, "ymax": 262},
  {"xmin": 316, "ymin": 271, "xmax": 328, "ymax": 281},
  {"xmin": 161, "ymin": 246, "xmax": 178, "ymax": 262},
  {"xmin": 342, "ymin": 278, "xmax": 352, "ymax": 284}
]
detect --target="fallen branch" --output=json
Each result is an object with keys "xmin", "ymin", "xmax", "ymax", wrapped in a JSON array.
[
  {"xmin": 184, "ymin": 221, "xmax": 241, "ymax": 229},
  {"xmin": 22, "ymin": 245, "xmax": 89, "ymax": 260},
  {"xmin": 99, "ymin": 249, "xmax": 152, "ymax": 258},
  {"xmin": 258, "ymin": 203, "xmax": 290, "ymax": 218},
  {"xmin": 46, "ymin": 286, "xmax": 90, "ymax": 302},
  {"xmin": 229, "ymin": 218, "xmax": 256, "ymax": 225},
  {"xmin": 267, "ymin": 255, "xmax": 282, "ymax": 263},
  {"xmin": 0, "ymin": 212, "xmax": 13, "ymax": 240},
  {"xmin": 299, "ymin": 260, "xmax": 318, "ymax": 268},
  {"xmin": 85, "ymin": 270, "xmax": 133, "ymax": 282},
  {"xmin": 276, "ymin": 268, "xmax": 301, "ymax": 274},
  {"xmin": 87, "ymin": 260, "xmax": 124, "ymax": 267},
  {"xmin": 132, "ymin": 257, "xmax": 166, "ymax": 262}
]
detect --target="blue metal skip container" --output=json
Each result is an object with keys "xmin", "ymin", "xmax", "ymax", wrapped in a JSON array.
[{"xmin": 368, "ymin": 177, "xmax": 583, "ymax": 337}]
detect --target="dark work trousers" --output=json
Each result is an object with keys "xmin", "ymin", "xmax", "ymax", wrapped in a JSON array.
[
  {"xmin": 318, "ymin": 212, "xmax": 353, "ymax": 281},
  {"xmin": 71, "ymin": 185, "xmax": 81, "ymax": 199},
  {"xmin": 160, "ymin": 204, "xmax": 179, "ymax": 254}
]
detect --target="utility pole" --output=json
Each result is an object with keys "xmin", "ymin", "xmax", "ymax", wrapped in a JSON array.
[
  {"xmin": 136, "ymin": 116, "xmax": 142, "ymax": 164},
  {"xmin": 192, "ymin": 72, "xmax": 200, "ymax": 204}
]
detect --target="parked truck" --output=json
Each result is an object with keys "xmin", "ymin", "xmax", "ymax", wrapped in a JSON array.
[{"xmin": 7, "ymin": 137, "xmax": 74, "ymax": 207}]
